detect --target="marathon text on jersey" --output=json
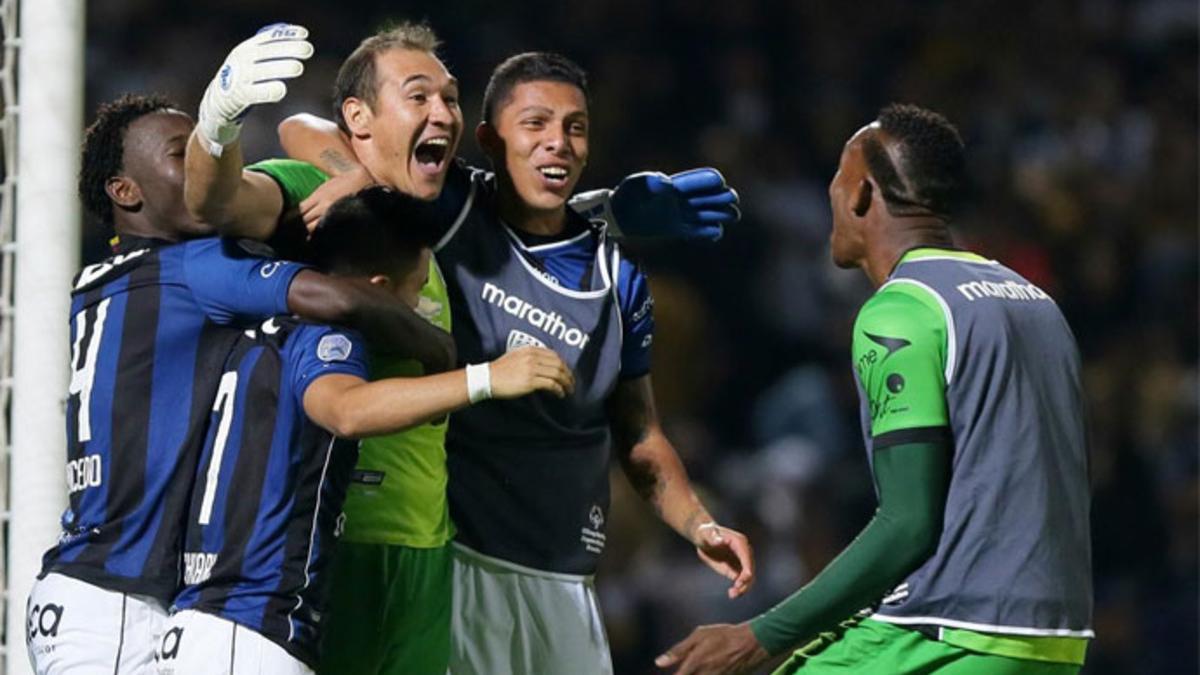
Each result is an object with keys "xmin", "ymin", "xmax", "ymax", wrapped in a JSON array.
[
  {"xmin": 481, "ymin": 282, "xmax": 592, "ymax": 349},
  {"xmin": 956, "ymin": 279, "xmax": 1051, "ymax": 302}
]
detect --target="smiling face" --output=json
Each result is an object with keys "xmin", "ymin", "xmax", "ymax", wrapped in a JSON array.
[
  {"xmin": 346, "ymin": 48, "xmax": 463, "ymax": 200},
  {"xmin": 483, "ymin": 80, "xmax": 589, "ymax": 215}
]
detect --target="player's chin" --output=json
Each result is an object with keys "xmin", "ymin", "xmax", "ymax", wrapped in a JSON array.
[{"xmin": 409, "ymin": 175, "xmax": 446, "ymax": 202}]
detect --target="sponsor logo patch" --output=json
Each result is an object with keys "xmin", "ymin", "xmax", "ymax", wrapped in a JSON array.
[
  {"xmin": 317, "ymin": 334, "xmax": 353, "ymax": 362},
  {"xmin": 506, "ymin": 329, "xmax": 547, "ymax": 351}
]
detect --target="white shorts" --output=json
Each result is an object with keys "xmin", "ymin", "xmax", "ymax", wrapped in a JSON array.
[
  {"xmin": 449, "ymin": 543, "xmax": 612, "ymax": 675},
  {"xmin": 26, "ymin": 572, "xmax": 167, "ymax": 675},
  {"xmin": 155, "ymin": 610, "xmax": 312, "ymax": 675}
]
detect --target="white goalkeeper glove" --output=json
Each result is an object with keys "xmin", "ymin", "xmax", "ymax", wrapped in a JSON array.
[{"xmin": 197, "ymin": 23, "xmax": 314, "ymax": 156}]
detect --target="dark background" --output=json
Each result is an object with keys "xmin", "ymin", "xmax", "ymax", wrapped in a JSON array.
[{"xmin": 87, "ymin": 1, "xmax": 1198, "ymax": 672}]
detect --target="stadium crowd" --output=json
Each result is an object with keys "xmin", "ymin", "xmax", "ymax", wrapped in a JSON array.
[{"xmin": 86, "ymin": 1, "xmax": 1196, "ymax": 672}]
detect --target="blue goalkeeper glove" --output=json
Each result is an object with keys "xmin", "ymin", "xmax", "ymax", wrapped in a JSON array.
[{"xmin": 571, "ymin": 168, "xmax": 740, "ymax": 241}]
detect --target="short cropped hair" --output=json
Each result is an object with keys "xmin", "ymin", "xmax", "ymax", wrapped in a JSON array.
[
  {"xmin": 333, "ymin": 22, "xmax": 442, "ymax": 134},
  {"xmin": 863, "ymin": 103, "xmax": 966, "ymax": 217},
  {"xmin": 308, "ymin": 186, "xmax": 440, "ymax": 278},
  {"xmin": 79, "ymin": 93, "xmax": 175, "ymax": 225},
  {"xmin": 481, "ymin": 52, "xmax": 588, "ymax": 125}
]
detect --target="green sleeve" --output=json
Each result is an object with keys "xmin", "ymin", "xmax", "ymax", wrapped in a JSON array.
[
  {"xmin": 851, "ymin": 284, "xmax": 950, "ymax": 444},
  {"xmin": 246, "ymin": 158, "xmax": 329, "ymax": 209},
  {"xmin": 749, "ymin": 440, "xmax": 951, "ymax": 655}
]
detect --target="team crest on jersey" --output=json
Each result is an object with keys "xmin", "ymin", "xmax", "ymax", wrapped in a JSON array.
[
  {"xmin": 506, "ymin": 329, "xmax": 547, "ymax": 351},
  {"xmin": 317, "ymin": 334, "xmax": 353, "ymax": 362}
]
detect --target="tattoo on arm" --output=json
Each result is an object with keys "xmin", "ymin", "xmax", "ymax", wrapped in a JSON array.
[
  {"xmin": 320, "ymin": 149, "xmax": 357, "ymax": 175},
  {"xmin": 610, "ymin": 378, "xmax": 666, "ymax": 514}
]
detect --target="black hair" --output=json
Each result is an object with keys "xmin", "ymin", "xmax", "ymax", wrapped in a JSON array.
[
  {"xmin": 863, "ymin": 103, "xmax": 966, "ymax": 217},
  {"xmin": 79, "ymin": 93, "xmax": 175, "ymax": 225},
  {"xmin": 333, "ymin": 22, "xmax": 442, "ymax": 135},
  {"xmin": 481, "ymin": 52, "xmax": 588, "ymax": 125},
  {"xmin": 308, "ymin": 186, "xmax": 441, "ymax": 278}
]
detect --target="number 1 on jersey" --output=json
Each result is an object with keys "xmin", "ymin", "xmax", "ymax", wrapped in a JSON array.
[{"xmin": 198, "ymin": 371, "xmax": 239, "ymax": 525}]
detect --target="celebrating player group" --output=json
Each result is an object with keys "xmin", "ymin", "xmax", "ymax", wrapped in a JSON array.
[{"xmin": 25, "ymin": 17, "xmax": 1092, "ymax": 675}]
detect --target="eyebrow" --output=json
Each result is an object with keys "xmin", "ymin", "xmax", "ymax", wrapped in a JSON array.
[
  {"xmin": 402, "ymin": 74, "xmax": 458, "ymax": 88},
  {"xmin": 515, "ymin": 105, "xmax": 588, "ymax": 117}
]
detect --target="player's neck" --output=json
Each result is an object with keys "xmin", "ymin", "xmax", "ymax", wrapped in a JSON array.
[
  {"xmin": 865, "ymin": 219, "xmax": 954, "ymax": 287},
  {"xmin": 496, "ymin": 189, "xmax": 567, "ymax": 237},
  {"xmin": 114, "ymin": 218, "xmax": 182, "ymax": 245}
]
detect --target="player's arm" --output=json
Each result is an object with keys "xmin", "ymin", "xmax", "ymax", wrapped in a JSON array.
[
  {"xmin": 287, "ymin": 270, "xmax": 456, "ymax": 371},
  {"xmin": 277, "ymin": 114, "xmax": 375, "ymax": 230},
  {"xmin": 185, "ymin": 24, "xmax": 315, "ymax": 240},
  {"xmin": 656, "ymin": 288, "xmax": 953, "ymax": 675},
  {"xmin": 278, "ymin": 113, "xmax": 741, "ymax": 241},
  {"xmin": 185, "ymin": 241, "xmax": 456, "ymax": 373},
  {"xmin": 607, "ymin": 375, "xmax": 755, "ymax": 599},
  {"xmin": 302, "ymin": 347, "xmax": 575, "ymax": 438}
]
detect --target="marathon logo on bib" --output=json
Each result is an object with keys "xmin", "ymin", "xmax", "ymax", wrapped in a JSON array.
[
  {"xmin": 482, "ymin": 283, "xmax": 591, "ymax": 350},
  {"xmin": 956, "ymin": 279, "xmax": 1051, "ymax": 303}
]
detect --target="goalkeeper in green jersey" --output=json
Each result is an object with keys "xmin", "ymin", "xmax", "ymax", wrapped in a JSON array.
[{"xmin": 656, "ymin": 104, "xmax": 1093, "ymax": 674}]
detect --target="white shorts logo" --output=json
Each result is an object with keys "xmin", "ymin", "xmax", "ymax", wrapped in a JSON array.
[
  {"xmin": 317, "ymin": 334, "xmax": 353, "ymax": 362},
  {"xmin": 506, "ymin": 329, "xmax": 547, "ymax": 351}
]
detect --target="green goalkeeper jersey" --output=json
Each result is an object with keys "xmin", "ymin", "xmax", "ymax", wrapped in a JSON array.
[{"xmin": 249, "ymin": 158, "xmax": 455, "ymax": 548}]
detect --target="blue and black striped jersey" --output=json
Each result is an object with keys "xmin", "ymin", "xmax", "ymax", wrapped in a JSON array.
[
  {"xmin": 172, "ymin": 316, "xmax": 368, "ymax": 668},
  {"xmin": 43, "ymin": 236, "xmax": 305, "ymax": 604}
]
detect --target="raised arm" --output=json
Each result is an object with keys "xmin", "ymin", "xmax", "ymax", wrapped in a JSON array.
[
  {"xmin": 608, "ymin": 375, "xmax": 755, "ymax": 599},
  {"xmin": 185, "ymin": 24, "xmax": 314, "ymax": 240},
  {"xmin": 303, "ymin": 346, "xmax": 575, "ymax": 438},
  {"xmin": 278, "ymin": 114, "xmax": 375, "ymax": 230}
]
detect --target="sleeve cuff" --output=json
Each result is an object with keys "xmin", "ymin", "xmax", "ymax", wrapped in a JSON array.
[{"xmin": 872, "ymin": 425, "xmax": 952, "ymax": 451}]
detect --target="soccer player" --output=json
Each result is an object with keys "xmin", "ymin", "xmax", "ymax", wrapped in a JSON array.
[
  {"xmin": 157, "ymin": 187, "xmax": 574, "ymax": 675},
  {"xmin": 25, "ymin": 93, "xmax": 453, "ymax": 674},
  {"xmin": 654, "ymin": 104, "xmax": 1093, "ymax": 675},
  {"xmin": 284, "ymin": 51, "xmax": 757, "ymax": 675},
  {"xmin": 189, "ymin": 23, "xmax": 742, "ymax": 675}
]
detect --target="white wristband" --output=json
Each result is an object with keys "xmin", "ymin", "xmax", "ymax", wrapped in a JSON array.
[{"xmin": 465, "ymin": 363, "xmax": 492, "ymax": 404}]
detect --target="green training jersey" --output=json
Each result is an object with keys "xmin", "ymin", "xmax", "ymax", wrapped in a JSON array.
[{"xmin": 248, "ymin": 158, "xmax": 455, "ymax": 548}]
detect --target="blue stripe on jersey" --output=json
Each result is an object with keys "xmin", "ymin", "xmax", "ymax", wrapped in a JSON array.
[
  {"xmin": 44, "ymin": 237, "xmax": 306, "ymax": 604},
  {"xmin": 175, "ymin": 319, "xmax": 367, "ymax": 667},
  {"xmin": 59, "ymin": 278, "xmax": 129, "ymax": 564}
]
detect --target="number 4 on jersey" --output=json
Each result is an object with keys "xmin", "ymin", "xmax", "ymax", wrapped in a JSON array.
[{"xmin": 67, "ymin": 298, "xmax": 112, "ymax": 443}]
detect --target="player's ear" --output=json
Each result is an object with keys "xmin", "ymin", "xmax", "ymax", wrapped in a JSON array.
[
  {"xmin": 342, "ymin": 98, "xmax": 373, "ymax": 139},
  {"xmin": 852, "ymin": 177, "xmax": 873, "ymax": 218},
  {"xmin": 106, "ymin": 175, "xmax": 142, "ymax": 210},
  {"xmin": 367, "ymin": 273, "xmax": 392, "ymax": 288},
  {"xmin": 476, "ymin": 122, "xmax": 501, "ymax": 162}
]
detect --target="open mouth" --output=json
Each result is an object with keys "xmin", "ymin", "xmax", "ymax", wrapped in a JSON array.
[
  {"xmin": 537, "ymin": 165, "xmax": 570, "ymax": 187},
  {"xmin": 414, "ymin": 137, "xmax": 450, "ymax": 171}
]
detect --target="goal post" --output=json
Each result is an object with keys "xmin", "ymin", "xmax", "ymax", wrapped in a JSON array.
[{"xmin": 5, "ymin": 0, "xmax": 84, "ymax": 672}]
